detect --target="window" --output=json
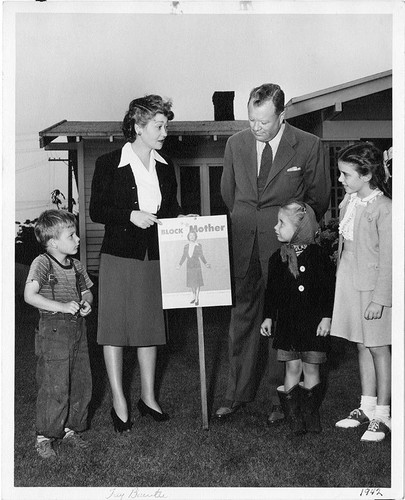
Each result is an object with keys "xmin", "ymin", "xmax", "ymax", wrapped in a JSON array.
[
  {"xmin": 325, "ymin": 141, "xmax": 352, "ymax": 219},
  {"xmin": 179, "ymin": 165, "xmax": 201, "ymax": 215},
  {"xmin": 209, "ymin": 166, "xmax": 227, "ymax": 215},
  {"xmin": 176, "ymin": 159, "xmax": 226, "ymax": 216}
]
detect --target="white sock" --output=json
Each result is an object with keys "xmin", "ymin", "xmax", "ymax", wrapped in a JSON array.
[
  {"xmin": 64, "ymin": 427, "xmax": 74, "ymax": 438},
  {"xmin": 359, "ymin": 395, "xmax": 377, "ymax": 420},
  {"xmin": 36, "ymin": 435, "xmax": 50, "ymax": 444},
  {"xmin": 374, "ymin": 405, "xmax": 390, "ymax": 423}
]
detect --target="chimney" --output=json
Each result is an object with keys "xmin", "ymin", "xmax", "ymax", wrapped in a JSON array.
[{"xmin": 212, "ymin": 91, "xmax": 235, "ymax": 121}]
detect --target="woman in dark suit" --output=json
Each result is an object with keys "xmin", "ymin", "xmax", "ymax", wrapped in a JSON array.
[
  {"xmin": 90, "ymin": 95, "xmax": 182, "ymax": 432},
  {"xmin": 177, "ymin": 230, "xmax": 210, "ymax": 306}
]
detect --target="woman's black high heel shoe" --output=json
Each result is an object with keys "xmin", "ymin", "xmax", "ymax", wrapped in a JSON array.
[
  {"xmin": 111, "ymin": 408, "xmax": 132, "ymax": 433},
  {"xmin": 137, "ymin": 399, "xmax": 170, "ymax": 422}
]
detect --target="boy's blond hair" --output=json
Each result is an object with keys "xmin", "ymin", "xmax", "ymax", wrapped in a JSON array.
[{"xmin": 34, "ymin": 209, "xmax": 77, "ymax": 248}]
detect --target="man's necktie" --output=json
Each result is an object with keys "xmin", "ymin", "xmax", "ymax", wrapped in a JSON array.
[{"xmin": 257, "ymin": 142, "xmax": 273, "ymax": 195}]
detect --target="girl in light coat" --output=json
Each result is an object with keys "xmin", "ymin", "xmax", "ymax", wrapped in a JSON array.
[{"xmin": 331, "ymin": 142, "xmax": 392, "ymax": 442}]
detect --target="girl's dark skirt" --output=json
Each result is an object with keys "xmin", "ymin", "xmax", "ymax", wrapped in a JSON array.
[{"xmin": 97, "ymin": 253, "xmax": 166, "ymax": 347}]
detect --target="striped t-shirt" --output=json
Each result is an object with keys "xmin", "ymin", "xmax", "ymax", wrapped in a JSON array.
[{"xmin": 26, "ymin": 253, "xmax": 93, "ymax": 313}]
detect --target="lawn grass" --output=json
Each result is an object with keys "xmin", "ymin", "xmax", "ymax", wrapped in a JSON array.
[{"xmin": 13, "ymin": 282, "xmax": 392, "ymax": 493}]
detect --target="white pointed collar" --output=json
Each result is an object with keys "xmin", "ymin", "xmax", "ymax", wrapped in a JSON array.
[{"xmin": 118, "ymin": 142, "xmax": 168, "ymax": 168}]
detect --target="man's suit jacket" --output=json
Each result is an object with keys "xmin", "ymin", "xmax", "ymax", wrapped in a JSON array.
[
  {"xmin": 221, "ymin": 122, "xmax": 331, "ymax": 280},
  {"xmin": 90, "ymin": 147, "xmax": 182, "ymax": 261}
]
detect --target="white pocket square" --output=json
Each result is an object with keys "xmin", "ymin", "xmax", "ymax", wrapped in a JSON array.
[{"xmin": 287, "ymin": 166, "xmax": 301, "ymax": 172}]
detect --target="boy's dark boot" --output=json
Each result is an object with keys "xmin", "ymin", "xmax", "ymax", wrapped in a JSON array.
[
  {"xmin": 277, "ymin": 385, "xmax": 306, "ymax": 435},
  {"xmin": 300, "ymin": 382, "xmax": 324, "ymax": 433}
]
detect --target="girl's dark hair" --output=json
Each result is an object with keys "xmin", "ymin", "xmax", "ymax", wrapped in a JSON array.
[
  {"xmin": 338, "ymin": 142, "xmax": 391, "ymax": 198},
  {"xmin": 122, "ymin": 94, "xmax": 174, "ymax": 143},
  {"xmin": 248, "ymin": 83, "xmax": 285, "ymax": 115}
]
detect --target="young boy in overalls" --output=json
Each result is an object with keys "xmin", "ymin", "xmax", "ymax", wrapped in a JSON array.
[{"xmin": 24, "ymin": 210, "xmax": 93, "ymax": 459}]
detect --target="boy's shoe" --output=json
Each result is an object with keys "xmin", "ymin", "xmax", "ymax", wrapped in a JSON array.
[
  {"xmin": 335, "ymin": 408, "xmax": 370, "ymax": 428},
  {"xmin": 62, "ymin": 431, "xmax": 89, "ymax": 449},
  {"xmin": 36, "ymin": 439, "xmax": 57, "ymax": 460},
  {"xmin": 360, "ymin": 418, "xmax": 391, "ymax": 442}
]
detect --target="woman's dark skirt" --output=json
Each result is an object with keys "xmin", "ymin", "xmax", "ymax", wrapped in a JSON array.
[
  {"xmin": 97, "ymin": 253, "xmax": 166, "ymax": 347},
  {"xmin": 186, "ymin": 266, "xmax": 204, "ymax": 288}
]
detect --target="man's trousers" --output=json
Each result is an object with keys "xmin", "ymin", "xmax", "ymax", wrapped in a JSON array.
[{"xmin": 225, "ymin": 238, "xmax": 284, "ymax": 403}]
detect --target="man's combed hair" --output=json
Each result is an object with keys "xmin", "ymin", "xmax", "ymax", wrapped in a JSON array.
[
  {"xmin": 248, "ymin": 83, "xmax": 285, "ymax": 115},
  {"xmin": 34, "ymin": 209, "xmax": 77, "ymax": 248}
]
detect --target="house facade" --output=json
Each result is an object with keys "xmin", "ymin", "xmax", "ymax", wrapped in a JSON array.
[{"xmin": 39, "ymin": 71, "xmax": 392, "ymax": 272}]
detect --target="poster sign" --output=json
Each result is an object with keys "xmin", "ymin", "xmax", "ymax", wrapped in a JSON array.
[{"xmin": 158, "ymin": 215, "xmax": 232, "ymax": 309}]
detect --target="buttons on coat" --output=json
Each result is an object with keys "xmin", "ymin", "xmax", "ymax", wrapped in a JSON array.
[
  {"xmin": 300, "ymin": 266, "xmax": 306, "ymax": 272},
  {"xmin": 131, "ymin": 185, "xmax": 138, "ymax": 206},
  {"xmin": 298, "ymin": 285, "xmax": 305, "ymax": 292}
]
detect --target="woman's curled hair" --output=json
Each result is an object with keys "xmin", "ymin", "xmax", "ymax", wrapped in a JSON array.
[{"xmin": 122, "ymin": 94, "xmax": 174, "ymax": 143}]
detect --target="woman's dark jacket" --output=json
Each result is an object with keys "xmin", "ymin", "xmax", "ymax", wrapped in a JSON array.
[
  {"xmin": 263, "ymin": 243, "xmax": 335, "ymax": 352},
  {"xmin": 89, "ymin": 148, "xmax": 182, "ymax": 260}
]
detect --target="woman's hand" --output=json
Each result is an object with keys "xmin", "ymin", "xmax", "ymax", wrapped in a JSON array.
[
  {"xmin": 316, "ymin": 318, "xmax": 331, "ymax": 336},
  {"xmin": 364, "ymin": 301, "xmax": 384, "ymax": 320},
  {"xmin": 130, "ymin": 210, "xmax": 162, "ymax": 229},
  {"xmin": 260, "ymin": 318, "xmax": 272, "ymax": 337}
]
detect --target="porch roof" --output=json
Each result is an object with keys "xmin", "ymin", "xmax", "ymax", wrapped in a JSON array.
[
  {"xmin": 285, "ymin": 70, "xmax": 392, "ymax": 119},
  {"xmin": 39, "ymin": 120, "xmax": 249, "ymax": 148}
]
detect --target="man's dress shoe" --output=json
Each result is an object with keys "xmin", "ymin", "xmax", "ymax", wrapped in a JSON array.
[{"xmin": 215, "ymin": 401, "xmax": 245, "ymax": 420}]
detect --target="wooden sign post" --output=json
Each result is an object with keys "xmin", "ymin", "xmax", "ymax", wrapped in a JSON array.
[{"xmin": 196, "ymin": 307, "xmax": 209, "ymax": 429}]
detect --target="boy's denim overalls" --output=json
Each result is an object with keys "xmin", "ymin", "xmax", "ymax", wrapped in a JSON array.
[{"xmin": 35, "ymin": 256, "xmax": 92, "ymax": 439}]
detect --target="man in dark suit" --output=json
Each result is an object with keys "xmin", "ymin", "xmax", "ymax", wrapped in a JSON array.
[{"xmin": 215, "ymin": 83, "xmax": 331, "ymax": 422}]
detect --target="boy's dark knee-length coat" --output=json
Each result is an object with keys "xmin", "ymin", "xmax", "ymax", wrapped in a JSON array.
[
  {"xmin": 89, "ymin": 148, "xmax": 182, "ymax": 260},
  {"xmin": 263, "ymin": 244, "xmax": 335, "ymax": 353}
]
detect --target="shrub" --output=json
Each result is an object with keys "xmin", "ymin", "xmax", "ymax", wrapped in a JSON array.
[
  {"xmin": 316, "ymin": 217, "xmax": 339, "ymax": 265},
  {"xmin": 15, "ymin": 219, "xmax": 43, "ymax": 265}
]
